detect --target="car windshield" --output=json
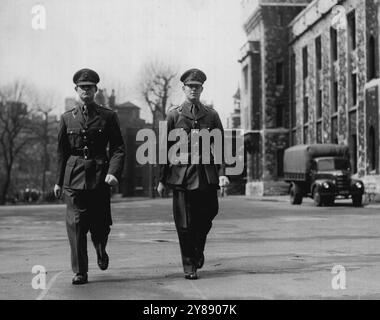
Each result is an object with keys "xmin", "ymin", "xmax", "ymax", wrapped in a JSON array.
[{"xmin": 317, "ymin": 158, "xmax": 350, "ymax": 171}]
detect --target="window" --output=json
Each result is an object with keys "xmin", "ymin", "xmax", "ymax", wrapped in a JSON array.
[
  {"xmin": 368, "ymin": 36, "xmax": 377, "ymax": 80},
  {"xmin": 369, "ymin": 126, "xmax": 376, "ymax": 171},
  {"xmin": 331, "ymin": 27, "xmax": 338, "ymax": 61},
  {"xmin": 276, "ymin": 61, "xmax": 284, "ymax": 85},
  {"xmin": 303, "ymin": 47, "xmax": 308, "ymax": 78},
  {"xmin": 243, "ymin": 66, "xmax": 249, "ymax": 93},
  {"xmin": 351, "ymin": 74, "xmax": 357, "ymax": 106},
  {"xmin": 291, "ymin": 129, "xmax": 297, "ymax": 146},
  {"xmin": 290, "ymin": 53, "xmax": 296, "ymax": 128},
  {"xmin": 316, "ymin": 89, "xmax": 322, "ymax": 119},
  {"xmin": 277, "ymin": 149, "xmax": 284, "ymax": 177},
  {"xmin": 303, "ymin": 97, "xmax": 309, "ymax": 124},
  {"xmin": 303, "ymin": 125, "xmax": 308, "ymax": 144},
  {"xmin": 350, "ymin": 134, "xmax": 358, "ymax": 173},
  {"xmin": 317, "ymin": 121, "xmax": 322, "ymax": 143},
  {"xmin": 315, "ymin": 36, "xmax": 322, "ymax": 70},
  {"xmin": 331, "ymin": 116, "xmax": 338, "ymax": 144},
  {"xmin": 347, "ymin": 11, "xmax": 356, "ymax": 50},
  {"xmin": 332, "ymin": 81, "xmax": 338, "ymax": 113},
  {"xmin": 276, "ymin": 104, "xmax": 283, "ymax": 127}
]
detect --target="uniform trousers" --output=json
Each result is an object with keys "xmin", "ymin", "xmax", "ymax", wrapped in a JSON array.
[
  {"xmin": 172, "ymin": 187, "xmax": 219, "ymax": 273},
  {"xmin": 64, "ymin": 184, "xmax": 111, "ymax": 274}
]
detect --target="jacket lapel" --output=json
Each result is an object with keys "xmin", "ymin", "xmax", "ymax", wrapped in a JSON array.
[
  {"xmin": 195, "ymin": 103, "xmax": 207, "ymax": 120},
  {"xmin": 180, "ymin": 101, "xmax": 194, "ymax": 120},
  {"xmin": 85, "ymin": 103, "xmax": 101, "ymax": 127}
]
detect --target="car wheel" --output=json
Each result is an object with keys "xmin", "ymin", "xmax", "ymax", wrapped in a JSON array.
[
  {"xmin": 290, "ymin": 183, "xmax": 303, "ymax": 205},
  {"xmin": 325, "ymin": 196, "xmax": 334, "ymax": 206},
  {"xmin": 352, "ymin": 195, "xmax": 362, "ymax": 207},
  {"xmin": 313, "ymin": 189, "xmax": 323, "ymax": 207}
]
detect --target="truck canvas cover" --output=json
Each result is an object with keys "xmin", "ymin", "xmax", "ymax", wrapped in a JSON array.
[{"xmin": 284, "ymin": 144, "xmax": 350, "ymax": 174}]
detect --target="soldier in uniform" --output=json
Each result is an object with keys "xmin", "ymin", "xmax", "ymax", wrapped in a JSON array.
[
  {"xmin": 157, "ymin": 68, "xmax": 229, "ymax": 280},
  {"xmin": 54, "ymin": 68, "xmax": 125, "ymax": 285}
]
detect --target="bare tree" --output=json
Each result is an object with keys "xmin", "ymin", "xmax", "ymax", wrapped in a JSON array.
[
  {"xmin": 0, "ymin": 82, "xmax": 34, "ymax": 204},
  {"xmin": 138, "ymin": 61, "xmax": 178, "ymax": 198},
  {"xmin": 139, "ymin": 61, "xmax": 178, "ymax": 126},
  {"xmin": 30, "ymin": 92, "xmax": 57, "ymax": 196}
]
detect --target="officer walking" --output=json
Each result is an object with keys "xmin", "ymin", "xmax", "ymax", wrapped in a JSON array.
[
  {"xmin": 157, "ymin": 68, "xmax": 229, "ymax": 280},
  {"xmin": 54, "ymin": 68, "xmax": 125, "ymax": 285}
]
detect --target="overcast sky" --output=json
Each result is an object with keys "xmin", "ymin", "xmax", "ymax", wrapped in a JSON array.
[{"xmin": 0, "ymin": 0, "xmax": 246, "ymax": 125}]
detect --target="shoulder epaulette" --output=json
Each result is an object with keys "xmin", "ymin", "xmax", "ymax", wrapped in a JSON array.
[
  {"xmin": 64, "ymin": 107, "xmax": 75, "ymax": 114},
  {"xmin": 167, "ymin": 105, "xmax": 181, "ymax": 113}
]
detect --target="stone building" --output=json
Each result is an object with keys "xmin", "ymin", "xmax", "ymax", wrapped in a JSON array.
[
  {"xmin": 240, "ymin": 0, "xmax": 312, "ymax": 196},
  {"xmin": 240, "ymin": 0, "xmax": 380, "ymax": 196}
]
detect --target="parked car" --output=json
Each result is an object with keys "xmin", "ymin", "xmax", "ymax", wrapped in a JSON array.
[{"xmin": 283, "ymin": 144, "xmax": 364, "ymax": 207}]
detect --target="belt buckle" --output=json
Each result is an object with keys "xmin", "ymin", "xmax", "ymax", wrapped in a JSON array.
[{"xmin": 83, "ymin": 146, "xmax": 89, "ymax": 159}]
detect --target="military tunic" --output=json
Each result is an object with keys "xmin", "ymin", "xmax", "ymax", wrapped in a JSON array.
[
  {"xmin": 159, "ymin": 101, "xmax": 225, "ymax": 273},
  {"xmin": 56, "ymin": 102, "xmax": 125, "ymax": 274}
]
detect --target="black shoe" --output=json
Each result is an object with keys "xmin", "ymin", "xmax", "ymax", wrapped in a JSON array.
[
  {"xmin": 96, "ymin": 244, "xmax": 109, "ymax": 271},
  {"xmin": 185, "ymin": 271, "xmax": 198, "ymax": 280},
  {"xmin": 72, "ymin": 273, "xmax": 88, "ymax": 285},
  {"xmin": 196, "ymin": 253, "xmax": 204, "ymax": 269}
]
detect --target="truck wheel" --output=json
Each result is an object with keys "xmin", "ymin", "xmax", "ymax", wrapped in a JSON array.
[
  {"xmin": 352, "ymin": 195, "xmax": 363, "ymax": 207},
  {"xmin": 313, "ymin": 189, "xmax": 324, "ymax": 207},
  {"xmin": 325, "ymin": 196, "xmax": 335, "ymax": 206},
  {"xmin": 290, "ymin": 183, "xmax": 303, "ymax": 205}
]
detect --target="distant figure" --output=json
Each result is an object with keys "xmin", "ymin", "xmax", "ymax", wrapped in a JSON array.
[
  {"xmin": 54, "ymin": 68, "xmax": 125, "ymax": 285},
  {"xmin": 157, "ymin": 68, "xmax": 229, "ymax": 280},
  {"xmin": 220, "ymin": 185, "xmax": 228, "ymax": 197}
]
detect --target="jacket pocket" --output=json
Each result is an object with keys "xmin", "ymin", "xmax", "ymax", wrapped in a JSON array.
[
  {"xmin": 63, "ymin": 158, "xmax": 76, "ymax": 186},
  {"xmin": 67, "ymin": 128, "xmax": 81, "ymax": 147}
]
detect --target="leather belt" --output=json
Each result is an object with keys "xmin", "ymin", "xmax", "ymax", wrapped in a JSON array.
[{"xmin": 70, "ymin": 147, "xmax": 107, "ymax": 159}]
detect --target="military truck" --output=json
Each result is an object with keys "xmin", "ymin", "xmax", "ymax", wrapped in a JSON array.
[{"xmin": 284, "ymin": 144, "xmax": 364, "ymax": 207}]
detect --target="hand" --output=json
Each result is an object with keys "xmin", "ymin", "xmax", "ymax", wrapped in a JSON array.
[
  {"xmin": 157, "ymin": 182, "xmax": 166, "ymax": 197},
  {"xmin": 219, "ymin": 176, "xmax": 230, "ymax": 188},
  {"xmin": 105, "ymin": 174, "xmax": 118, "ymax": 186},
  {"xmin": 53, "ymin": 184, "xmax": 62, "ymax": 199}
]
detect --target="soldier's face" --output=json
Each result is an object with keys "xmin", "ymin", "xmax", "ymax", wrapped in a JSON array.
[
  {"xmin": 183, "ymin": 84, "xmax": 203, "ymax": 102},
  {"xmin": 75, "ymin": 85, "xmax": 97, "ymax": 103}
]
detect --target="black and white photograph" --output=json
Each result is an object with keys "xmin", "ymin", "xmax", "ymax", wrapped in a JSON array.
[{"xmin": 1, "ymin": 0, "xmax": 380, "ymax": 308}]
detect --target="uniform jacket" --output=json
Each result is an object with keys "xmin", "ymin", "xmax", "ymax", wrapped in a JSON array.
[
  {"xmin": 159, "ymin": 101, "xmax": 225, "ymax": 189},
  {"xmin": 56, "ymin": 102, "xmax": 125, "ymax": 190}
]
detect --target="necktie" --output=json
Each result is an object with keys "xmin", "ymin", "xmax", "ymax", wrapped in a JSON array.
[
  {"xmin": 83, "ymin": 105, "xmax": 88, "ymax": 122},
  {"xmin": 191, "ymin": 104, "xmax": 198, "ymax": 118}
]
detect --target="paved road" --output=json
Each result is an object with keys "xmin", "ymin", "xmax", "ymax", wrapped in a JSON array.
[{"xmin": 0, "ymin": 196, "xmax": 380, "ymax": 300}]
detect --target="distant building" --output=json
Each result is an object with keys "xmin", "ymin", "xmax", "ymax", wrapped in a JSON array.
[
  {"xmin": 225, "ymin": 88, "xmax": 245, "ymax": 195},
  {"xmin": 113, "ymin": 101, "xmax": 151, "ymax": 197},
  {"xmin": 227, "ymin": 88, "xmax": 241, "ymax": 129}
]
